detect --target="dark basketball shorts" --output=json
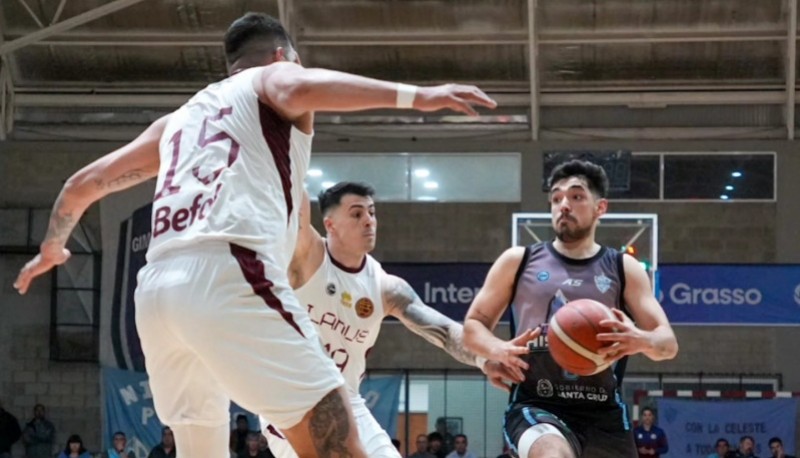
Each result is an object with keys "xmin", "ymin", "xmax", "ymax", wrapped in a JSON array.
[{"xmin": 503, "ymin": 402, "xmax": 637, "ymax": 458}]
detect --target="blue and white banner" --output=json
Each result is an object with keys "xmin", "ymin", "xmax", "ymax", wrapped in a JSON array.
[
  {"xmin": 104, "ymin": 368, "xmax": 401, "ymax": 455},
  {"xmin": 657, "ymin": 398, "xmax": 797, "ymax": 457},
  {"xmin": 658, "ymin": 265, "xmax": 800, "ymax": 325},
  {"xmin": 360, "ymin": 376, "xmax": 403, "ymax": 439},
  {"xmin": 383, "ymin": 263, "xmax": 509, "ymax": 322}
]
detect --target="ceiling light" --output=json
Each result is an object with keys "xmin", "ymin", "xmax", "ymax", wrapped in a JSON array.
[
  {"xmin": 731, "ymin": 171, "xmax": 742, "ymax": 178},
  {"xmin": 423, "ymin": 181, "xmax": 439, "ymax": 189},
  {"xmin": 725, "ymin": 185, "xmax": 734, "ymax": 191},
  {"xmin": 720, "ymin": 195, "xmax": 729, "ymax": 200},
  {"xmin": 321, "ymin": 181, "xmax": 335, "ymax": 189},
  {"xmin": 417, "ymin": 196, "xmax": 437, "ymax": 201},
  {"xmin": 414, "ymin": 168, "xmax": 430, "ymax": 178},
  {"xmin": 307, "ymin": 169, "xmax": 323, "ymax": 177}
]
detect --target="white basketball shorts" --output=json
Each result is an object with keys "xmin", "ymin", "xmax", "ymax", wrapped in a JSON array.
[{"xmin": 134, "ymin": 242, "xmax": 344, "ymax": 430}]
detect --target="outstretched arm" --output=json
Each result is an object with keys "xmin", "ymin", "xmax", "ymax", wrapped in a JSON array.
[
  {"xmin": 383, "ymin": 274, "xmax": 478, "ymax": 367},
  {"xmin": 14, "ymin": 115, "xmax": 169, "ymax": 294},
  {"xmin": 257, "ymin": 62, "xmax": 497, "ymax": 121}
]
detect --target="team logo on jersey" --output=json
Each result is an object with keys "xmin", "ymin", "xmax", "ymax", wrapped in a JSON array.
[
  {"xmin": 326, "ymin": 283, "xmax": 337, "ymax": 296},
  {"xmin": 536, "ymin": 379, "xmax": 554, "ymax": 398},
  {"xmin": 594, "ymin": 274, "xmax": 612, "ymax": 293},
  {"xmin": 355, "ymin": 298, "xmax": 374, "ymax": 318},
  {"xmin": 341, "ymin": 292, "xmax": 353, "ymax": 308},
  {"xmin": 537, "ymin": 271, "xmax": 550, "ymax": 282}
]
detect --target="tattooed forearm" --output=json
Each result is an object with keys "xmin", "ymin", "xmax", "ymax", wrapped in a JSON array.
[
  {"xmin": 309, "ymin": 390, "xmax": 352, "ymax": 457},
  {"xmin": 384, "ymin": 276, "xmax": 480, "ymax": 367},
  {"xmin": 95, "ymin": 169, "xmax": 146, "ymax": 190},
  {"xmin": 42, "ymin": 192, "xmax": 77, "ymax": 247}
]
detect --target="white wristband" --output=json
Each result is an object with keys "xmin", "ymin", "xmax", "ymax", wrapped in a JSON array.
[{"xmin": 396, "ymin": 83, "xmax": 417, "ymax": 108}]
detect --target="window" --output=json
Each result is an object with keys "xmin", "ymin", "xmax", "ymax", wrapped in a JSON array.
[
  {"xmin": 306, "ymin": 153, "xmax": 521, "ymax": 202},
  {"xmin": 611, "ymin": 152, "xmax": 775, "ymax": 202}
]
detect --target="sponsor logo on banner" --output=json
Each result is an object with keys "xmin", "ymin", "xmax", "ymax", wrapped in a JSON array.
[
  {"xmin": 669, "ymin": 283, "xmax": 762, "ymax": 305},
  {"xmin": 658, "ymin": 265, "xmax": 800, "ymax": 325}
]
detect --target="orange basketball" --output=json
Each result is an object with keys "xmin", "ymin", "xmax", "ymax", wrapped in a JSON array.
[{"xmin": 547, "ymin": 299, "xmax": 618, "ymax": 376}]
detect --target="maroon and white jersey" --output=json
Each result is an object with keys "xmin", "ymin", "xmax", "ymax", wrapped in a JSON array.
[
  {"xmin": 147, "ymin": 67, "xmax": 312, "ymax": 268},
  {"xmin": 295, "ymin": 243, "xmax": 386, "ymax": 414}
]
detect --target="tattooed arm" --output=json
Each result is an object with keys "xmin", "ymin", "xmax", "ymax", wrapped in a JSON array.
[
  {"xmin": 382, "ymin": 274, "xmax": 479, "ymax": 367},
  {"xmin": 14, "ymin": 115, "xmax": 169, "ymax": 294}
]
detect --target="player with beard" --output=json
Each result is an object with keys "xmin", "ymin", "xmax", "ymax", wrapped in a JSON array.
[{"xmin": 463, "ymin": 159, "xmax": 678, "ymax": 458}]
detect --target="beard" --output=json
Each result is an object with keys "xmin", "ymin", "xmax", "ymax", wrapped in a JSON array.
[{"xmin": 554, "ymin": 217, "xmax": 593, "ymax": 243}]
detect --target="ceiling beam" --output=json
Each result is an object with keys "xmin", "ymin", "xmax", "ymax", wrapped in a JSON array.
[
  {"xmin": 4, "ymin": 26, "xmax": 792, "ymax": 49},
  {"xmin": 786, "ymin": 0, "xmax": 798, "ymax": 140},
  {"xmin": 527, "ymin": 0, "xmax": 539, "ymax": 141},
  {"xmin": 15, "ymin": 90, "xmax": 792, "ymax": 110},
  {"xmin": 0, "ymin": 0, "xmax": 147, "ymax": 57}
]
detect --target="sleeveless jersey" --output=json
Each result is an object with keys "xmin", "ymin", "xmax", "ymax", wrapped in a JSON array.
[
  {"xmin": 510, "ymin": 241, "xmax": 627, "ymax": 409},
  {"xmin": 147, "ymin": 67, "xmax": 311, "ymax": 269},
  {"xmin": 295, "ymin": 243, "xmax": 386, "ymax": 414}
]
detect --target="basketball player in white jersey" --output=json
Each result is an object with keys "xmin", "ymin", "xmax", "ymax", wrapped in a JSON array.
[
  {"xmin": 14, "ymin": 13, "xmax": 498, "ymax": 458},
  {"xmin": 263, "ymin": 182, "xmax": 535, "ymax": 458}
]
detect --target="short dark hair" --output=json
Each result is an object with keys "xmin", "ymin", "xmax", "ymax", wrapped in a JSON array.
[
  {"xmin": 318, "ymin": 182, "xmax": 375, "ymax": 216},
  {"xmin": 427, "ymin": 432, "xmax": 444, "ymax": 442},
  {"xmin": 454, "ymin": 434, "xmax": 467, "ymax": 442},
  {"xmin": 224, "ymin": 13, "xmax": 294, "ymax": 68},
  {"xmin": 547, "ymin": 159, "xmax": 609, "ymax": 198},
  {"xmin": 112, "ymin": 431, "xmax": 126, "ymax": 438},
  {"xmin": 715, "ymin": 438, "xmax": 729, "ymax": 447},
  {"xmin": 641, "ymin": 407, "xmax": 655, "ymax": 416},
  {"xmin": 64, "ymin": 434, "xmax": 87, "ymax": 454},
  {"xmin": 769, "ymin": 437, "xmax": 783, "ymax": 446},
  {"xmin": 740, "ymin": 435, "xmax": 755, "ymax": 443}
]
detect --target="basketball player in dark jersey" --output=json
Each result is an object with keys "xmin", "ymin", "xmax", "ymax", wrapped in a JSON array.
[{"xmin": 463, "ymin": 159, "xmax": 678, "ymax": 458}]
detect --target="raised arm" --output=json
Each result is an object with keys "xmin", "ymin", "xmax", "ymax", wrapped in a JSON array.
[
  {"xmin": 287, "ymin": 191, "xmax": 325, "ymax": 289},
  {"xmin": 596, "ymin": 254, "xmax": 679, "ymax": 362},
  {"xmin": 256, "ymin": 62, "xmax": 497, "ymax": 121},
  {"xmin": 14, "ymin": 115, "xmax": 169, "ymax": 294},
  {"xmin": 464, "ymin": 247, "xmax": 539, "ymax": 374}
]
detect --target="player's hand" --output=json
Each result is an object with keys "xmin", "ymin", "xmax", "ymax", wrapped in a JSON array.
[
  {"xmin": 481, "ymin": 360, "xmax": 524, "ymax": 393},
  {"xmin": 414, "ymin": 84, "xmax": 498, "ymax": 116},
  {"xmin": 14, "ymin": 245, "xmax": 71, "ymax": 294},
  {"xmin": 488, "ymin": 327, "xmax": 540, "ymax": 381},
  {"xmin": 596, "ymin": 308, "xmax": 649, "ymax": 362}
]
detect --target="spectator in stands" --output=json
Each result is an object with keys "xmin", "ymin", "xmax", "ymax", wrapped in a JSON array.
[
  {"xmin": 634, "ymin": 407, "xmax": 669, "ymax": 457},
  {"xmin": 445, "ymin": 434, "xmax": 476, "ymax": 458},
  {"xmin": 409, "ymin": 433, "xmax": 435, "ymax": 458},
  {"xmin": 769, "ymin": 437, "xmax": 796, "ymax": 458},
  {"xmin": 433, "ymin": 417, "xmax": 455, "ymax": 455},
  {"xmin": 0, "ymin": 399, "xmax": 21, "ymax": 458},
  {"xmin": 428, "ymin": 432, "xmax": 446, "ymax": 458},
  {"xmin": 56, "ymin": 434, "xmax": 91, "ymax": 458},
  {"xmin": 148, "ymin": 426, "xmax": 176, "ymax": 458},
  {"xmin": 22, "ymin": 403, "xmax": 55, "ymax": 458},
  {"xmin": 706, "ymin": 438, "xmax": 731, "ymax": 458},
  {"xmin": 100, "ymin": 431, "xmax": 135, "ymax": 458},
  {"xmin": 257, "ymin": 433, "xmax": 270, "ymax": 454},
  {"xmin": 230, "ymin": 414, "xmax": 253, "ymax": 456},
  {"xmin": 237, "ymin": 431, "xmax": 274, "ymax": 458},
  {"xmin": 732, "ymin": 436, "xmax": 759, "ymax": 458}
]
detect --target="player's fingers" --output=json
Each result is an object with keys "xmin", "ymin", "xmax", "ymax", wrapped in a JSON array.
[
  {"xmin": 508, "ymin": 355, "xmax": 530, "ymax": 372},
  {"xmin": 596, "ymin": 332, "xmax": 627, "ymax": 342},
  {"xmin": 452, "ymin": 98, "xmax": 478, "ymax": 116},
  {"xmin": 512, "ymin": 327, "xmax": 540, "ymax": 345},
  {"xmin": 598, "ymin": 319, "xmax": 626, "ymax": 331},
  {"xmin": 13, "ymin": 270, "xmax": 31, "ymax": 294},
  {"xmin": 461, "ymin": 88, "xmax": 498, "ymax": 109}
]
